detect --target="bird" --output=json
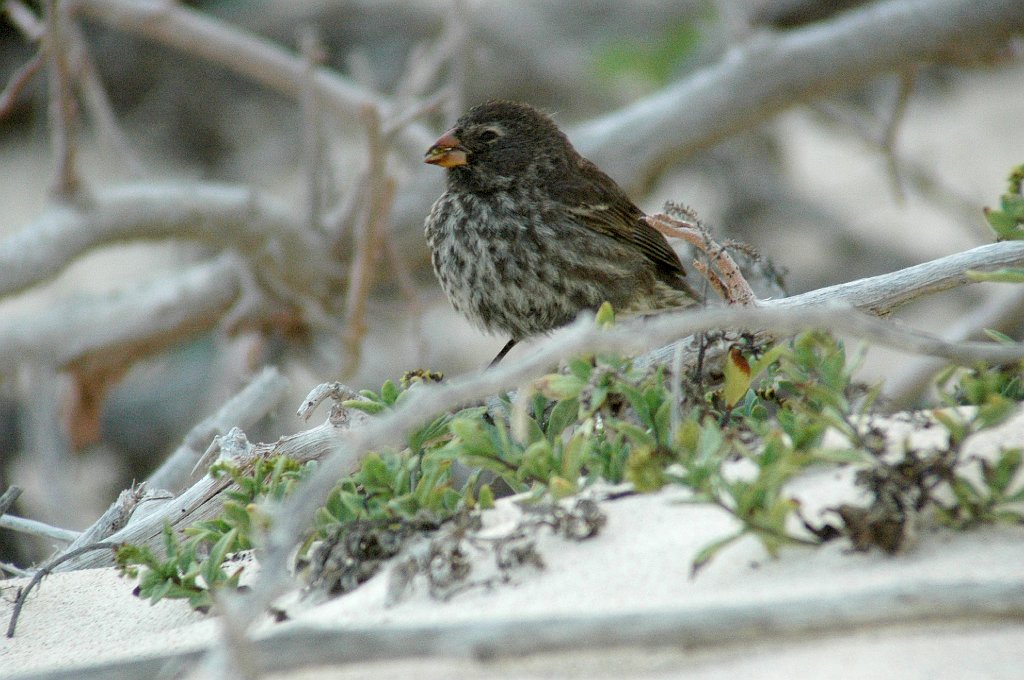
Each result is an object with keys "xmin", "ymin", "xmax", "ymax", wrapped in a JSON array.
[{"xmin": 423, "ymin": 100, "xmax": 700, "ymax": 366}]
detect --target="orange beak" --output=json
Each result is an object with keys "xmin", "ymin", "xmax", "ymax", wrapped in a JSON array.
[{"xmin": 424, "ymin": 130, "xmax": 468, "ymax": 168}]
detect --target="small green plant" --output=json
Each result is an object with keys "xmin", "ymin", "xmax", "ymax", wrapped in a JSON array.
[
  {"xmin": 972, "ymin": 163, "xmax": 1024, "ymax": 283},
  {"xmin": 118, "ymin": 328, "xmax": 1024, "ymax": 605},
  {"xmin": 931, "ymin": 363, "xmax": 1024, "ymax": 528},
  {"xmin": 982, "ymin": 164, "xmax": 1024, "ymax": 242},
  {"xmin": 115, "ymin": 456, "xmax": 314, "ymax": 610}
]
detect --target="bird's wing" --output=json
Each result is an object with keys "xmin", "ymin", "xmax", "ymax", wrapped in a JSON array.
[{"xmin": 551, "ymin": 159, "xmax": 688, "ymax": 282}]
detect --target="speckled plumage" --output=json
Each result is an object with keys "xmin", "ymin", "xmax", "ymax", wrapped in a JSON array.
[{"xmin": 424, "ymin": 100, "xmax": 698, "ymax": 344}]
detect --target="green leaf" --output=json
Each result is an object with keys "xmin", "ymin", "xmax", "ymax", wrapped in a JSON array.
[
  {"xmin": 595, "ymin": 301, "xmax": 616, "ymax": 327},
  {"xmin": 409, "ymin": 414, "xmax": 452, "ymax": 451},
  {"xmin": 611, "ymin": 420, "xmax": 657, "ymax": 449},
  {"xmin": 478, "ymin": 484, "xmax": 495, "ymax": 509},
  {"xmin": 983, "ymin": 329, "xmax": 1018, "ymax": 344},
  {"xmin": 975, "ymin": 395, "xmax": 1016, "ymax": 430},
  {"xmin": 344, "ymin": 400, "xmax": 386, "ymax": 415},
  {"xmin": 625, "ymin": 446, "xmax": 665, "ymax": 492},
  {"xmin": 932, "ymin": 409, "xmax": 967, "ymax": 444},
  {"xmin": 546, "ymin": 397, "xmax": 579, "ymax": 440},
  {"xmin": 449, "ymin": 418, "xmax": 497, "ymax": 456},
  {"xmin": 690, "ymin": 530, "xmax": 744, "ymax": 578},
  {"xmin": 535, "ymin": 373, "xmax": 585, "ymax": 401},
  {"xmin": 380, "ymin": 379, "xmax": 400, "ymax": 405},
  {"xmin": 749, "ymin": 342, "xmax": 790, "ymax": 379},
  {"xmin": 359, "ymin": 453, "xmax": 395, "ymax": 494},
  {"xmin": 1001, "ymin": 193, "xmax": 1024, "ymax": 218},
  {"xmin": 203, "ymin": 527, "xmax": 237, "ymax": 586},
  {"xmin": 984, "ymin": 207, "xmax": 1024, "ymax": 239},
  {"xmin": 521, "ymin": 440, "xmax": 555, "ymax": 482},
  {"xmin": 568, "ymin": 358, "xmax": 594, "ymax": 381},
  {"xmin": 986, "ymin": 449, "xmax": 1023, "ymax": 496}
]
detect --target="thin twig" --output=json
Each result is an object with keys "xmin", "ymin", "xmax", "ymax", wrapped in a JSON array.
[
  {"xmin": 0, "ymin": 51, "xmax": 44, "ymax": 119},
  {"xmin": 670, "ymin": 341, "xmax": 685, "ymax": 441},
  {"xmin": 341, "ymin": 104, "xmax": 394, "ymax": 373},
  {"xmin": 44, "ymin": 0, "xmax": 83, "ymax": 200},
  {"xmin": 0, "ymin": 485, "xmax": 22, "ymax": 517},
  {"xmin": 6, "ymin": 542, "xmax": 118, "ymax": 638},
  {"xmin": 879, "ymin": 69, "xmax": 916, "ymax": 201},
  {"xmin": 0, "ymin": 514, "xmax": 80, "ymax": 543},
  {"xmin": 644, "ymin": 212, "xmax": 756, "ymax": 306},
  {"xmin": 65, "ymin": 20, "xmax": 145, "ymax": 177},
  {"xmin": 146, "ymin": 366, "xmax": 290, "ymax": 492},
  {"xmin": 299, "ymin": 24, "xmax": 327, "ymax": 233},
  {"xmin": 0, "ymin": 561, "xmax": 31, "ymax": 577}
]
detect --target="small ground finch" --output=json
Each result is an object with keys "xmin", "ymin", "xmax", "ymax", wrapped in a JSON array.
[{"xmin": 424, "ymin": 100, "xmax": 699, "ymax": 364}]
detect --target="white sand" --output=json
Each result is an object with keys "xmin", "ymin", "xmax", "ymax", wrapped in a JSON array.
[{"xmin": 3, "ymin": 407, "xmax": 1023, "ymax": 679}]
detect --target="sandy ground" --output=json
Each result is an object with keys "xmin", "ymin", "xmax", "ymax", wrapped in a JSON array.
[{"xmin": 3, "ymin": 406, "xmax": 1023, "ymax": 679}]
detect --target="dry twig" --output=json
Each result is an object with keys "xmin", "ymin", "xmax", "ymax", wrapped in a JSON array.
[
  {"xmin": 43, "ymin": 0, "xmax": 83, "ymax": 200},
  {"xmin": 0, "ymin": 51, "xmax": 44, "ymax": 119},
  {"xmin": 644, "ymin": 210, "xmax": 757, "ymax": 306}
]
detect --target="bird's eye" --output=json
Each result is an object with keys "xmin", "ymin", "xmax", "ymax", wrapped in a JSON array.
[{"xmin": 479, "ymin": 128, "xmax": 501, "ymax": 142}]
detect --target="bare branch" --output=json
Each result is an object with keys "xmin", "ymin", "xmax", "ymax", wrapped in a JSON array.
[
  {"xmin": 48, "ymin": 418, "xmax": 353, "ymax": 572},
  {"xmin": 0, "ymin": 486, "xmax": 22, "ymax": 517},
  {"xmin": 0, "ymin": 183, "xmax": 334, "ymax": 300},
  {"xmin": 0, "ymin": 256, "xmax": 242, "ymax": 377},
  {"xmin": 341, "ymin": 105, "xmax": 397, "ymax": 373},
  {"xmin": 644, "ymin": 212, "xmax": 756, "ymax": 306},
  {"xmin": 3, "ymin": 0, "xmax": 44, "ymax": 40},
  {"xmin": 146, "ymin": 366, "xmax": 291, "ymax": 493},
  {"xmin": 61, "ymin": 486, "xmax": 146, "ymax": 554},
  {"xmin": 768, "ymin": 241, "xmax": 1024, "ymax": 314},
  {"xmin": 69, "ymin": 0, "xmax": 434, "ymax": 157},
  {"xmin": 570, "ymin": 0, "xmax": 1024, "ymax": 192},
  {"xmin": 0, "ymin": 514, "xmax": 80, "ymax": 543}
]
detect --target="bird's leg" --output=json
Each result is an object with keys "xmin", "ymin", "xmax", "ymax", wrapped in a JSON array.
[{"xmin": 488, "ymin": 339, "xmax": 518, "ymax": 367}]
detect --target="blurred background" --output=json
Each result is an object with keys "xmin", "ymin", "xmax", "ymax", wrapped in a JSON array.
[{"xmin": 0, "ymin": 0, "xmax": 1022, "ymax": 566}]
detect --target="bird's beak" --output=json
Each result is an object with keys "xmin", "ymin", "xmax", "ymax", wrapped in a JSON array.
[{"xmin": 424, "ymin": 130, "xmax": 468, "ymax": 168}]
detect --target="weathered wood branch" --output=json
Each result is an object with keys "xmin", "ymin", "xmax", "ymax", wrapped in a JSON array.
[
  {"xmin": 0, "ymin": 183, "xmax": 332, "ymax": 300},
  {"xmin": 13, "ymin": 579, "xmax": 1024, "ymax": 679},
  {"xmin": 0, "ymin": 255, "xmax": 242, "ymax": 377},
  {"xmin": 572, "ymin": 0, "xmax": 1024, "ymax": 192}
]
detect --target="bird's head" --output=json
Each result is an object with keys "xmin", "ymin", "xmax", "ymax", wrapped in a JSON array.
[{"xmin": 425, "ymin": 100, "xmax": 572, "ymax": 190}]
